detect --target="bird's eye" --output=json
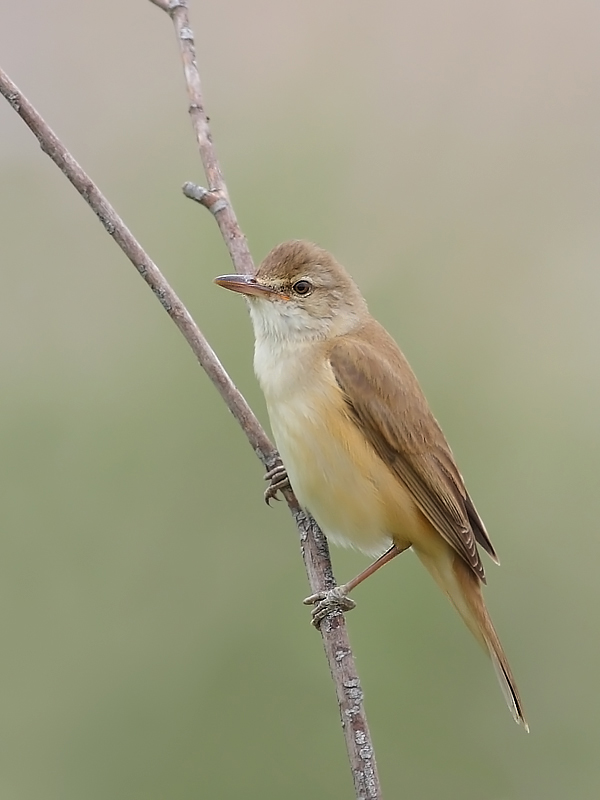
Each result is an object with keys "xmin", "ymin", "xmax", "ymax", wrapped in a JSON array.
[{"xmin": 292, "ymin": 279, "xmax": 312, "ymax": 296}]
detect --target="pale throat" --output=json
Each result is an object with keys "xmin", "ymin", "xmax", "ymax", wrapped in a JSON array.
[
  {"xmin": 247, "ymin": 296, "xmax": 331, "ymax": 347},
  {"xmin": 249, "ymin": 299, "xmax": 326, "ymax": 403},
  {"xmin": 247, "ymin": 294, "xmax": 365, "ymax": 348},
  {"xmin": 248, "ymin": 293, "xmax": 366, "ymax": 404}
]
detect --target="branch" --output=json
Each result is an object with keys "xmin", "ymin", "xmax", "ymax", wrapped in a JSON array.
[
  {"xmin": 158, "ymin": 0, "xmax": 255, "ymax": 276},
  {"xmin": 1, "ymin": 13, "xmax": 381, "ymax": 797},
  {"xmin": 151, "ymin": 8, "xmax": 381, "ymax": 792}
]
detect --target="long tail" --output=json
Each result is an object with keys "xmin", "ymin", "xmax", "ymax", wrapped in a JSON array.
[{"xmin": 414, "ymin": 545, "xmax": 528, "ymax": 731}]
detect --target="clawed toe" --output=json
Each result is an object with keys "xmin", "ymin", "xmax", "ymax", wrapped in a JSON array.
[
  {"xmin": 263, "ymin": 461, "xmax": 291, "ymax": 505},
  {"xmin": 303, "ymin": 586, "xmax": 357, "ymax": 627}
]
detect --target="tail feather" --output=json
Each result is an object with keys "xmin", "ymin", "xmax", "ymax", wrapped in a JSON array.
[
  {"xmin": 488, "ymin": 641, "xmax": 529, "ymax": 731},
  {"xmin": 414, "ymin": 544, "xmax": 528, "ymax": 730}
]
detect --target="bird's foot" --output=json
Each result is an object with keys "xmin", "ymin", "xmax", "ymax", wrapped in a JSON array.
[
  {"xmin": 303, "ymin": 585, "xmax": 357, "ymax": 627},
  {"xmin": 264, "ymin": 459, "xmax": 291, "ymax": 505}
]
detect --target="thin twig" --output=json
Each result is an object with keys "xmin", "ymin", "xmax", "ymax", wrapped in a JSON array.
[
  {"xmin": 0, "ymin": 17, "xmax": 381, "ymax": 797},
  {"xmin": 154, "ymin": 5, "xmax": 382, "ymax": 796},
  {"xmin": 0, "ymin": 67, "xmax": 265, "ymax": 464},
  {"xmin": 148, "ymin": 0, "xmax": 171, "ymax": 11},
  {"xmin": 159, "ymin": 0, "xmax": 255, "ymax": 276}
]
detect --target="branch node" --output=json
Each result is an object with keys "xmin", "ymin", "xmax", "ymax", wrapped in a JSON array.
[
  {"xmin": 182, "ymin": 182, "xmax": 228, "ymax": 216},
  {"xmin": 208, "ymin": 198, "xmax": 228, "ymax": 216},
  {"xmin": 179, "ymin": 26, "xmax": 193, "ymax": 41},
  {"xmin": 6, "ymin": 91, "xmax": 20, "ymax": 111},
  {"xmin": 99, "ymin": 216, "xmax": 116, "ymax": 235},
  {"xmin": 182, "ymin": 181, "xmax": 209, "ymax": 203}
]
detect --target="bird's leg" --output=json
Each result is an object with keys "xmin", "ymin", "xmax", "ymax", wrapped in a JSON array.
[
  {"xmin": 264, "ymin": 456, "xmax": 291, "ymax": 504},
  {"xmin": 304, "ymin": 543, "xmax": 409, "ymax": 627}
]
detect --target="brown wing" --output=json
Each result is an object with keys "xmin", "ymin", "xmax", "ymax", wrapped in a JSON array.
[{"xmin": 329, "ymin": 321, "xmax": 498, "ymax": 582}]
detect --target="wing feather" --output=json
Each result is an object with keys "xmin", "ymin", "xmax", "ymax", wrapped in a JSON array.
[{"xmin": 329, "ymin": 322, "xmax": 497, "ymax": 582}]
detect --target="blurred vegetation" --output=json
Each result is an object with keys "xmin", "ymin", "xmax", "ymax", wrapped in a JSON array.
[{"xmin": 1, "ymin": 1, "xmax": 599, "ymax": 798}]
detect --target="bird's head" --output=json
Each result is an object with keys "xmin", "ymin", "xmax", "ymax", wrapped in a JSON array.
[{"xmin": 215, "ymin": 240, "xmax": 367, "ymax": 344}]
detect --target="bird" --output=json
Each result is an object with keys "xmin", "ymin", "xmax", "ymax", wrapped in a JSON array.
[{"xmin": 214, "ymin": 239, "xmax": 527, "ymax": 729}]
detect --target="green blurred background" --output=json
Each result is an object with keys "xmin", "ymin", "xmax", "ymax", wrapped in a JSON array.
[{"xmin": 1, "ymin": 1, "xmax": 599, "ymax": 797}]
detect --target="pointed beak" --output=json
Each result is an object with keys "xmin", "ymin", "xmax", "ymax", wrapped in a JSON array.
[{"xmin": 214, "ymin": 273, "xmax": 277, "ymax": 299}]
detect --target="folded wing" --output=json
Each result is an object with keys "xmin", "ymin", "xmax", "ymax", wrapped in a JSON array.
[{"xmin": 329, "ymin": 322, "xmax": 498, "ymax": 582}]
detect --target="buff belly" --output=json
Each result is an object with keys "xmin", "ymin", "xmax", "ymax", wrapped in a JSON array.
[{"xmin": 266, "ymin": 382, "xmax": 420, "ymax": 558}]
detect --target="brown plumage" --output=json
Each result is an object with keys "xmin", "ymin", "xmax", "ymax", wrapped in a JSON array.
[
  {"xmin": 329, "ymin": 323, "xmax": 498, "ymax": 580},
  {"xmin": 215, "ymin": 239, "xmax": 527, "ymax": 729}
]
